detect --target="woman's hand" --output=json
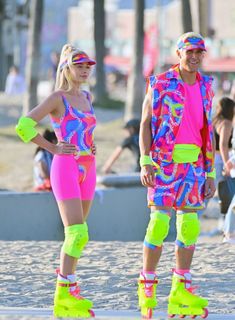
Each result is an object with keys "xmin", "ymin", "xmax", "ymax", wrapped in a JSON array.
[
  {"xmin": 91, "ymin": 143, "xmax": 96, "ymax": 155},
  {"xmin": 53, "ymin": 141, "xmax": 78, "ymax": 155},
  {"xmin": 204, "ymin": 177, "xmax": 216, "ymax": 199},
  {"xmin": 223, "ymin": 161, "xmax": 233, "ymax": 176}
]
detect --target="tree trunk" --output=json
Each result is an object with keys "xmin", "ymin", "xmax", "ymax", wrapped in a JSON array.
[
  {"xmin": 94, "ymin": 0, "xmax": 107, "ymax": 105},
  {"xmin": 181, "ymin": 0, "xmax": 193, "ymax": 33},
  {"xmin": 124, "ymin": 0, "xmax": 145, "ymax": 121},
  {"xmin": 0, "ymin": 1, "xmax": 8, "ymax": 90},
  {"xmin": 23, "ymin": 0, "xmax": 43, "ymax": 114},
  {"xmin": 198, "ymin": 0, "xmax": 208, "ymax": 37}
]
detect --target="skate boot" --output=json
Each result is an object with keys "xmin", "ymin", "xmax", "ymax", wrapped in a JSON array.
[
  {"xmin": 168, "ymin": 273, "xmax": 208, "ymax": 319},
  {"xmin": 138, "ymin": 272, "xmax": 158, "ymax": 319},
  {"xmin": 53, "ymin": 279, "xmax": 95, "ymax": 318}
]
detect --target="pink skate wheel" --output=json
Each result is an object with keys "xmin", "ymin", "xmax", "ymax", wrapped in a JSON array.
[
  {"xmin": 201, "ymin": 308, "xmax": 209, "ymax": 319},
  {"xmin": 147, "ymin": 308, "xmax": 153, "ymax": 319},
  {"xmin": 89, "ymin": 309, "xmax": 95, "ymax": 317},
  {"xmin": 190, "ymin": 316, "xmax": 197, "ymax": 319},
  {"xmin": 168, "ymin": 315, "xmax": 175, "ymax": 318},
  {"xmin": 179, "ymin": 315, "xmax": 186, "ymax": 319}
]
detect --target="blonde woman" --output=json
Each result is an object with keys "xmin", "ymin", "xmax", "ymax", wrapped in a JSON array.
[{"xmin": 16, "ymin": 44, "xmax": 96, "ymax": 318}]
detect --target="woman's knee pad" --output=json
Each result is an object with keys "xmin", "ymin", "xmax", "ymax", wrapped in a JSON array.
[
  {"xmin": 62, "ymin": 223, "xmax": 89, "ymax": 258},
  {"xmin": 145, "ymin": 211, "xmax": 170, "ymax": 247},
  {"xmin": 176, "ymin": 212, "xmax": 200, "ymax": 247}
]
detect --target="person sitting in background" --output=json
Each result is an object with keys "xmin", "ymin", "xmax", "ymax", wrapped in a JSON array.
[
  {"xmin": 5, "ymin": 65, "xmax": 25, "ymax": 95},
  {"xmin": 34, "ymin": 129, "xmax": 57, "ymax": 191},
  {"xmin": 102, "ymin": 118, "xmax": 140, "ymax": 174}
]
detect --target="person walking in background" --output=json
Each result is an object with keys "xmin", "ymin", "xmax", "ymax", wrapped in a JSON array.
[
  {"xmin": 223, "ymin": 125, "xmax": 235, "ymax": 244},
  {"xmin": 138, "ymin": 32, "xmax": 215, "ymax": 319},
  {"xmin": 211, "ymin": 97, "xmax": 235, "ymax": 234},
  {"xmin": 5, "ymin": 65, "xmax": 25, "ymax": 96},
  {"xmin": 33, "ymin": 129, "xmax": 57, "ymax": 191},
  {"xmin": 102, "ymin": 118, "xmax": 140, "ymax": 174},
  {"xmin": 213, "ymin": 97, "xmax": 235, "ymax": 180},
  {"xmin": 16, "ymin": 44, "xmax": 96, "ymax": 318}
]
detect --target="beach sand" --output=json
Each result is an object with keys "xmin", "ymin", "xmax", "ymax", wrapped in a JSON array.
[{"xmin": 0, "ymin": 239, "xmax": 234, "ymax": 317}]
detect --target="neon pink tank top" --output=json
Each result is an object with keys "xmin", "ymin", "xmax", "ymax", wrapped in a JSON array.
[
  {"xmin": 50, "ymin": 91, "xmax": 96, "ymax": 154},
  {"xmin": 175, "ymin": 81, "xmax": 203, "ymax": 147}
]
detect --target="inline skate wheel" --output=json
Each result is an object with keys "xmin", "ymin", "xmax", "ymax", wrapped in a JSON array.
[
  {"xmin": 201, "ymin": 308, "xmax": 209, "ymax": 319},
  {"xmin": 89, "ymin": 309, "xmax": 95, "ymax": 317}
]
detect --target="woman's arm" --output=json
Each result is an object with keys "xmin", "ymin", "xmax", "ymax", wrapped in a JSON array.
[
  {"xmin": 16, "ymin": 92, "xmax": 77, "ymax": 155},
  {"xmin": 218, "ymin": 120, "xmax": 233, "ymax": 174}
]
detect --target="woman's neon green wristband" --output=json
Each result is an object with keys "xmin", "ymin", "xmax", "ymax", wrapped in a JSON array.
[
  {"xmin": 140, "ymin": 155, "xmax": 152, "ymax": 167},
  {"xmin": 207, "ymin": 168, "xmax": 216, "ymax": 179}
]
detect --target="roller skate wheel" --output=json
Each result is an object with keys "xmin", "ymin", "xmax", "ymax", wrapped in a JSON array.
[
  {"xmin": 168, "ymin": 315, "xmax": 175, "ymax": 318},
  {"xmin": 190, "ymin": 316, "xmax": 197, "ymax": 319},
  {"xmin": 179, "ymin": 315, "xmax": 186, "ymax": 319},
  {"xmin": 201, "ymin": 308, "xmax": 209, "ymax": 319},
  {"xmin": 89, "ymin": 309, "xmax": 95, "ymax": 317},
  {"xmin": 147, "ymin": 308, "xmax": 153, "ymax": 319}
]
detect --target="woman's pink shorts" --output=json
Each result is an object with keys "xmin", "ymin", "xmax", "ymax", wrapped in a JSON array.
[{"xmin": 50, "ymin": 154, "xmax": 96, "ymax": 201}]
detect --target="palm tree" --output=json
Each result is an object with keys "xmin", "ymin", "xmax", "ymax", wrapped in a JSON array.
[
  {"xmin": 94, "ymin": 0, "xmax": 107, "ymax": 105},
  {"xmin": 0, "ymin": 0, "xmax": 5, "ymax": 90},
  {"xmin": 124, "ymin": 0, "xmax": 145, "ymax": 121},
  {"xmin": 23, "ymin": 0, "xmax": 43, "ymax": 114},
  {"xmin": 181, "ymin": 0, "xmax": 193, "ymax": 32},
  {"xmin": 198, "ymin": 0, "xmax": 208, "ymax": 37}
]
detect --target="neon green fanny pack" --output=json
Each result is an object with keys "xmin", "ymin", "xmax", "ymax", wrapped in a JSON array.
[{"xmin": 172, "ymin": 144, "xmax": 201, "ymax": 163}]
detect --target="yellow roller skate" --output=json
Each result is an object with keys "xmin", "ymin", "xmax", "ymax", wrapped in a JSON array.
[
  {"xmin": 53, "ymin": 279, "xmax": 95, "ymax": 318},
  {"xmin": 168, "ymin": 273, "xmax": 208, "ymax": 319},
  {"xmin": 138, "ymin": 272, "xmax": 158, "ymax": 319}
]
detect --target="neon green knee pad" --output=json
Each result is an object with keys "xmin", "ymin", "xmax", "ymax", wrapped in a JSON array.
[
  {"xmin": 145, "ymin": 211, "xmax": 170, "ymax": 247},
  {"xmin": 62, "ymin": 223, "xmax": 89, "ymax": 258},
  {"xmin": 176, "ymin": 213, "xmax": 200, "ymax": 246}
]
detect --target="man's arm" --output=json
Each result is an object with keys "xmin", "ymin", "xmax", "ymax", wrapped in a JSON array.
[{"xmin": 139, "ymin": 88, "xmax": 155, "ymax": 187}]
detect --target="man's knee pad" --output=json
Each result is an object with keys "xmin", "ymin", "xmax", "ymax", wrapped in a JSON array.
[
  {"xmin": 176, "ymin": 212, "xmax": 200, "ymax": 247},
  {"xmin": 62, "ymin": 223, "xmax": 89, "ymax": 258},
  {"xmin": 145, "ymin": 211, "xmax": 170, "ymax": 247}
]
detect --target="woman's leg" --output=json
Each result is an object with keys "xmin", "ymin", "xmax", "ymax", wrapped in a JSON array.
[
  {"xmin": 57, "ymin": 198, "xmax": 84, "ymax": 276},
  {"xmin": 80, "ymin": 156, "xmax": 96, "ymax": 221},
  {"xmin": 50, "ymin": 155, "xmax": 86, "ymax": 276},
  {"xmin": 70, "ymin": 200, "xmax": 93, "ymax": 273}
]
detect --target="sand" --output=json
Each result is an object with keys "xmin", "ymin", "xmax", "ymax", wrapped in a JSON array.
[{"xmin": 0, "ymin": 239, "xmax": 234, "ymax": 318}]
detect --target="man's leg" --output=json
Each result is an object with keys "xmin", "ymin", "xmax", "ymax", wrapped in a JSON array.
[
  {"xmin": 168, "ymin": 209, "xmax": 208, "ymax": 318},
  {"xmin": 143, "ymin": 206, "xmax": 172, "ymax": 271},
  {"xmin": 138, "ymin": 206, "xmax": 171, "ymax": 317},
  {"xmin": 175, "ymin": 209, "xmax": 199, "ymax": 270}
]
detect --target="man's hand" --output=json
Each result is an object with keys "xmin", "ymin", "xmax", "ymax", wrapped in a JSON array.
[
  {"xmin": 140, "ymin": 165, "xmax": 155, "ymax": 188},
  {"xmin": 204, "ymin": 177, "xmax": 216, "ymax": 199}
]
